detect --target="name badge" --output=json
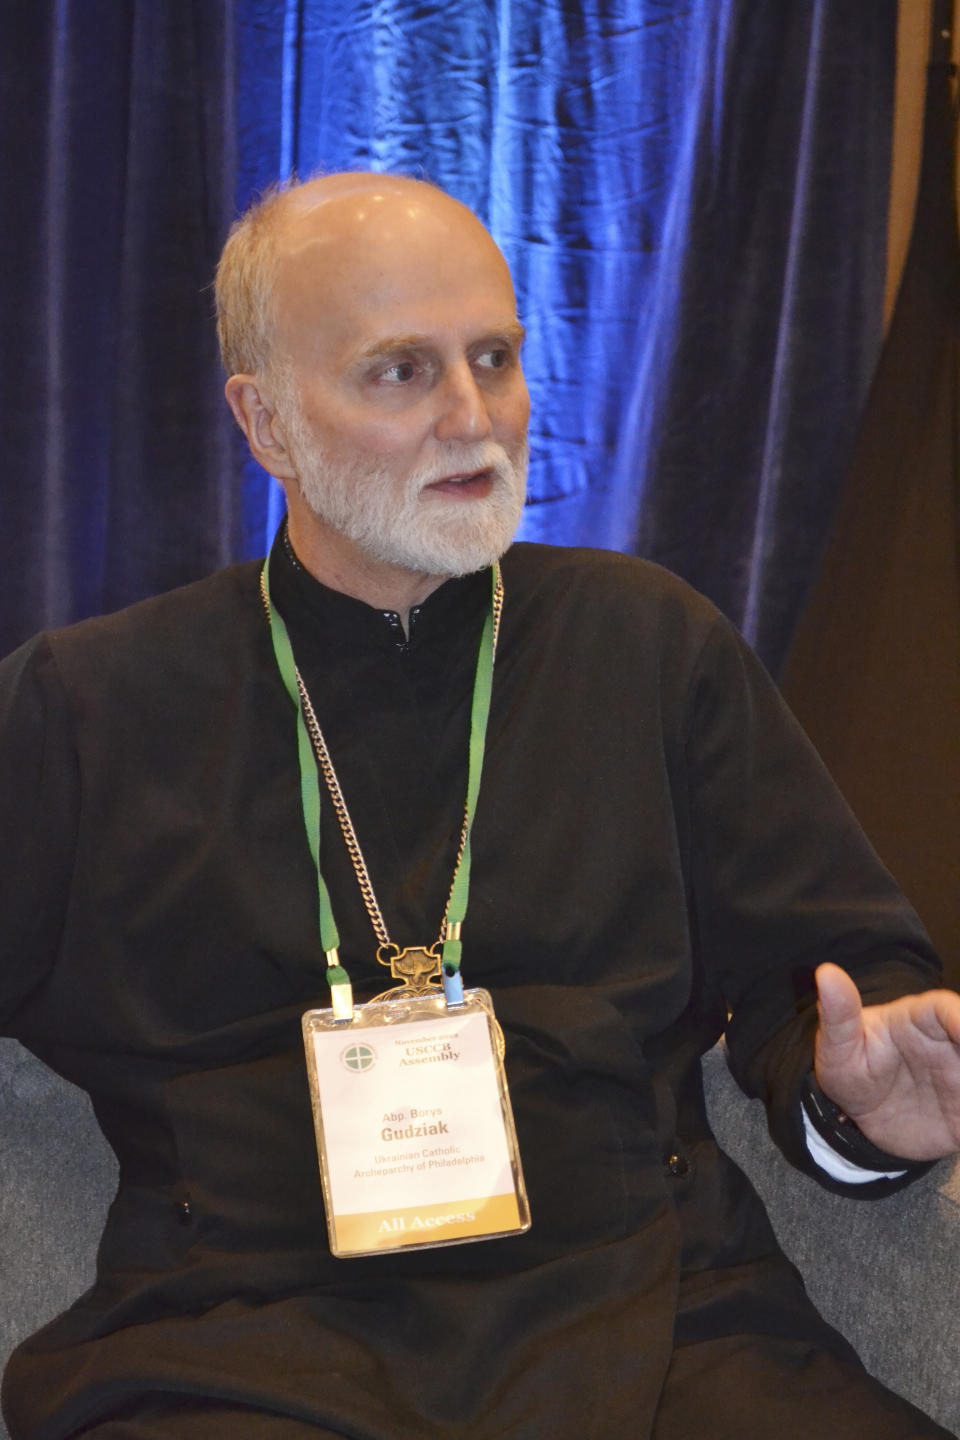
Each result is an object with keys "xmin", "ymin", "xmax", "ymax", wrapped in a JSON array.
[{"xmin": 302, "ymin": 989, "xmax": 530, "ymax": 1257}]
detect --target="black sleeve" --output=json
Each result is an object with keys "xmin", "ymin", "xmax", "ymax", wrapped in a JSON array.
[
  {"xmin": 684, "ymin": 613, "xmax": 940, "ymax": 1191},
  {"xmin": 0, "ymin": 634, "xmax": 79, "ymax": 1032}
]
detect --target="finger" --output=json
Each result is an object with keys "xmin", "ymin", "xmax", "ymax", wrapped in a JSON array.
[
  {"xmin": 894, "ymin": 989, "xmax": 960, "ymax": 1047},
  {"xmin": 931, "ymin": 991, "xmax": 960, "ymax": 1046}
]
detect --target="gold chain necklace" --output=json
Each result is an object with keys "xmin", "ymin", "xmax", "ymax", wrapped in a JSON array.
[{"xmin": 261, "ymin": 567, "xmax": 504, "ymax": 999}]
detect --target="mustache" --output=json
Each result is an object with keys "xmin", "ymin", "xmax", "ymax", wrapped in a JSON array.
[{"xmin": 410, "ymin": 440, "xmax": 527, "ymax": 492}]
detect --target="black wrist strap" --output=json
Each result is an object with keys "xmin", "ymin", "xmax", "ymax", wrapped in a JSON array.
[{"xmin": 800, "ymin": 1072, "xmax": 931, "ymax": 1174}]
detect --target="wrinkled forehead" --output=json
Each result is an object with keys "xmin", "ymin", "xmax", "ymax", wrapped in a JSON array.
[{"xmin": 269, "ymin": 182, "xmax": 518, "ymax": 367}]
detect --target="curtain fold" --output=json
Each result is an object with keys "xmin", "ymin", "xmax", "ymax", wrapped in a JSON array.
[
  {"xmin": 0, "ymin": 0, "xmax": 240, "ymax": 658},
  {"xmin": 618, "ymin": 1, "xmax": 896, "ymax": 670}
]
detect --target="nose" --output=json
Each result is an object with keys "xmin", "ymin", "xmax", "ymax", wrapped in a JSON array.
[{"xmin": 433, "ymin": 363, "xmax": 493, "ymax": 444}]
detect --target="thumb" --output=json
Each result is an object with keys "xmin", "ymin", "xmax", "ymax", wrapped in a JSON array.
[{"xmin": 814, "ymin": 962, "xmax": 864, "ymax": 1056}]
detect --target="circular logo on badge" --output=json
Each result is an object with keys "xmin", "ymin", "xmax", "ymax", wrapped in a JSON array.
[{"xmin": 340, "ymin": 1041, "xmax": 377, "ymax": 1073}]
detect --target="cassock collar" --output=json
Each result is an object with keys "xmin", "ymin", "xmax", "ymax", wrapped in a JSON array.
[{"xmin": 266, "ymin": 520, "xmax": 493, "ymax": 654}]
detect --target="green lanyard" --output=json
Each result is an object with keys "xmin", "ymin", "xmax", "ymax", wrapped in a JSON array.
[{"xmin": 261, "ymin": 545, "xmax": 501, "ymax": 1018}]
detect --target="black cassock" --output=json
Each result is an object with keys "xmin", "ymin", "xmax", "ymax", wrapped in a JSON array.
[{"xmin": 0, "ymin": 535, "xmax": 946, "ymax": 1437}]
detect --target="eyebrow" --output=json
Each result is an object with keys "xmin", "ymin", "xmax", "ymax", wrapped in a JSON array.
[{"xmin": 356, "ymin": 321, "xmax": 527, "ymax": 362}]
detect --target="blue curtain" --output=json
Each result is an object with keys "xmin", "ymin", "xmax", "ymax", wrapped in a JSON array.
[
  {"xmin": 0, "ymin": 1, "xmax": 894, "ymax": 675},
  {"xmin": 0, "ymin": 0, "xmax": 241, "ymax": 658},
  {"xmin": 236, "ymin": 0, "xmax": 894, "ymax": 671}
]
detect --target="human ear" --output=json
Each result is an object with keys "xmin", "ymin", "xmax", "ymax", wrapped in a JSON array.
[{"xmin": 224, "ymin": 375, "xmax": 299, "ymax": 481}]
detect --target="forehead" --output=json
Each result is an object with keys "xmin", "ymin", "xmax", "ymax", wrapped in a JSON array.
[{"xmin": 271, "ymin": 190, "xmax": 518, "ymax": 370}]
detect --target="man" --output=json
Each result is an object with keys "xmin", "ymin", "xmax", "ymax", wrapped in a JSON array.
[{"xmin": 1, "ymin": 172, "xmax": 959, "ymax": 1438}]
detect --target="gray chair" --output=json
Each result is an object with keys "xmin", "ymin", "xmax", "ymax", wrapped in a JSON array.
[
  {"xmin": 0, "ymin": 1038, "xmax": 118, "ymax": 1440},
  {"xmin": 703, "ymin": 1043, "xmax": 960, "ymax": 1436},
  {"xmin": 2, "ymin": 1037, "xmax": 959, "ymax": 1439}
]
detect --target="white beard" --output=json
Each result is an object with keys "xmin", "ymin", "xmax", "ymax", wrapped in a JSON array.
[{"xmin": 280, "ymin": 397, "xmax": 528, "ymax": 578}]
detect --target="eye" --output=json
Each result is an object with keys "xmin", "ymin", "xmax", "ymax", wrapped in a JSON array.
[
  {"xmin": 380, "ymin": 359, "xmax": 417, "ymax": 384},
  {"xmin": 475, "ymin": 347, "xmax": 510, "ymax": 371}
]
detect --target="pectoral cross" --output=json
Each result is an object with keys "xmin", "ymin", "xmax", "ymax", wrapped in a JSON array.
[
  {"xmin": 370, "ymin": 945, "xmax": 443, "ymax": 1003},
  {"xmin": 389, "ymin": 946, "xmax": 441, "ymax": 992}
]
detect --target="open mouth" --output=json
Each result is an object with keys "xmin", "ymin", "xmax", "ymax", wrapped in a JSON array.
[{"xmin": 424, "ymin": 468, "xmax": 494, "ymax": 499}]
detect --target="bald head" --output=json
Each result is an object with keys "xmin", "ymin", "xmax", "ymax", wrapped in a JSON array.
[{"xmin": 215, "ymin": 173, "xmax": 513, "ymax": 384}]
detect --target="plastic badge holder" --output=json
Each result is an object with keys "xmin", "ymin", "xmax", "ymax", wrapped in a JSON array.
[{"xmin": 303, "ymin": 988, "xmax": 530, "ymax": 1257}]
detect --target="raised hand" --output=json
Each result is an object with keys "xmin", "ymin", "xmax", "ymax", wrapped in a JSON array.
[{"xmin": 814, "ymin": 962, "xmax": 960, "ymax": 1161}]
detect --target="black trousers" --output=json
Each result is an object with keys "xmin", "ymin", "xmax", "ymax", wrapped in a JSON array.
[
  {"xmin": 67, "ymin": 1254, "xmax": 956, "ymax": 1440},
  {"xmin": 653, "ymin": 1332, "xmax": 954, "ymax": 1439},
  {"xmin": 77, "ymin": 1344, "xmax": 953, "ymax": 1440}
]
